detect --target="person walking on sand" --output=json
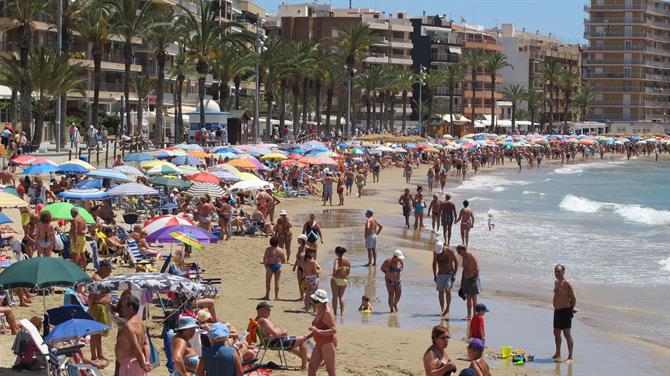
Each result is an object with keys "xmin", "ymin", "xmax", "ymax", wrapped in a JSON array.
[
  {"xmin": 381, "ymin": 250, "xmax": 405, "ymax": 312},
  {"xmin": 552, "ymin": 264, "xmax": 576, "ymax": 364},
  {"xmin": 274, "ymin": 210, "xmax": 293, "ymax": 261},
  {"xmin": 354, "ymin": 170, "xmax": 366, "ymax": 197},
  {"xmin": 440, "ymin": 194, "xmax": 458, "ymax": 246},
  {"xmin": 403, "ymin": 163, "xmax": 412, "ymax": 184},
  {"xmin": 433, "ymin": 242, "xmax": 458, "ymax": 317},
  {"xmin": 457, "ymin": 245, "xmax": 480, "ymax": 320},
  {"xmin": 438, "ymin": 169, "xmax": 447, "ymax": 192},
  {"xmin": 336, "ymin": 172, "xmax": 345, "ymax": 206},
  {"xmin": 398, "ymin": 188, "xmax": 414, "ymax": 230},
  {"xmin": 427, "ymin": 168, "xmax": 435, "ymax": 192},
  {"xmin": 303, "ymin": 251, "xmax": 320, "ymax": 311},
  {"xmin": 414, "ymin": 187, "xmax": 426, "ymax": 230},
  {"xmin": 363, "ymin": 209, "xmax": 383, "ymax": 266},
  {"xmin": 262, "ymin": 236, "xmax": 286, "ymax": 301},
  {"xmin": 320, "ymin": 172, "xmax": 335, "ymax": 206},
  {"xmin": 308, "ymin": 290, "xmax": 337, "ymax": 376},
  {"xmin": 115, "ymin": 295, "xmax": 152, "ymax": 376},
  {"xmin": 455, "ymin": 200, "xmax": 474, "ymax": 247},
  {"xmin": 330, "ymin": 247, "xmax": 351, "ymax": 316},
  {"xmin": 344, "ymin": 169, "xmax": 354, "ymax": 196},
  {"xmin": 427, "ymin": 194, "xmax": 441, "ymax": 234}
]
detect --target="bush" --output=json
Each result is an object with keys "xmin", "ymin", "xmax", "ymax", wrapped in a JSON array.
[{"xmin": 99, "ymin": 113, "xmax": 120, "ymax": 135}]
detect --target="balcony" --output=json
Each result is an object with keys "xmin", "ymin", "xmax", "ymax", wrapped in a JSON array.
[
  {"xmin": 390, "ymin": 38, "xmax": 413, "ymax": 49},
  {"xmin": 431, "ymin": 53, "xmax": 460, "ymax": 63},
  {"xmin": 584, "ymin": 3, "xmax": 670, "ymax": 14},
  {"xmin": 583, "ymin": 31, "xmax": 647, "ymax": 38},
  {"xmin": 584, "ymin": 58, "xmax": 645, "ymax": 65},
  {"xmin": 389, "ymin": 54, "xmax": 412, "ymax": 65},
  {"xmin": 584, "ymin": 44, "xmax": 647, "ymax": 51},
  {"xmin": 645, "ymin": 73, "xmax": 670, "ymax": 80},
  {"xmin": 463, "ymin": 41, "xmax": 502, "ymax": 52},
  {"xmin": 585, "ymin": 17, "xmax": 645, "ymax": 24},
  {"xmin": 363, "ymin": 52, "xmax": 388, "ymax": 63},
  {"xmin": 372, "ymin": 38, "xmax": 389, "ymax": 47},
  {"xmin": 586, "ymin": 72, "xmax": 644, "ymax": 79}
]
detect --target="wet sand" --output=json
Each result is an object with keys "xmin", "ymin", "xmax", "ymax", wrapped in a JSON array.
[{"xmin": 0, "ymin": 154, "xmax": 668, "ymax": 375}]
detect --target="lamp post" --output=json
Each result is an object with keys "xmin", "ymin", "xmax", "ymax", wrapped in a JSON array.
[
  {"xmin": 418, "ymin": 64, "xmax": 426, "ymax": 136},
  {"xmin": 55, "ymin": 0, "xmax": 62, "ymax": 152},
  {"xmin": 254, "ymin": 16, "xmax": 261, "ymax": 143}
]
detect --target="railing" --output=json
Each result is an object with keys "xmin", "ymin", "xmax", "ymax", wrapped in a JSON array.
[
  {"xmin": 586, "ymin": 72, "xmax": 643, "ymax": 79},
  {"xmin": 584, "ymin": 58, "xmax": 645, "ymax": 65},
  {"xmin": 585, "ymin": 17, "xmax": 646, "ymax": 24},
  {"xmin": 584, "ymin": 31, "xmax": 647, "ymax": 38},
  {"xmin": 86, "ymin": 82, "xmax": 125, "ymax": 92},
  {"xmin": 585, "ymin": 44, "xmax": 646, "ymax": 51},
  {"xmin": 390, "ymin": 38, "xmax": 412, "ymax": 45},
  {"xmin": 435, "ymin": 87, "xmax": 461, "ymax": 96},
  {"xmin": 365, "ymin": 52, "xmax": 387, "ymax": 59},
  {"xmin": 390, "ymin": 54, "xmax": 412, "ymax": 60},
  {"xmin": 584, "ymin": 3, "xmax": 670, "ymax": 13},
  {"xmin": 645, "ymin": 73, "xmax": 669, "ymax": 80}
]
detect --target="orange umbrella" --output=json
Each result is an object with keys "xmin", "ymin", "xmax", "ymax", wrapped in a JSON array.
[
  {"xmin": 188, "ymin": 172, "xmax": 221, "ymax": 184},
  {"xmin": 187, "ymin": 150, "xmax": 210, "ymax": 159},
  {"xmin": 226, "ymin": 159, "xmax": 257, "ymax": 170}
]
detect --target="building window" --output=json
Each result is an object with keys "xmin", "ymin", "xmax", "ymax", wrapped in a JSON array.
[
  {"xmin": 624, "ymin": 40, "xmax": 632, "ymax": 50},
  {"xmin": 623, "ymin": 67, "xmax": 631, "ymax": 77}
]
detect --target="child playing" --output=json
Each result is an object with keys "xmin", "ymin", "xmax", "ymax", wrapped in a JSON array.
[
  {"xmin": 358, "ymin": 295, "xmax": 373, "ymax": 311},
  {"xmin": 487, "ymin": 213, "xmax": 495, "ymax": 231},
  {"xmin": 468, "ymin": 303, "xmax": 488, "ymax": 344}
]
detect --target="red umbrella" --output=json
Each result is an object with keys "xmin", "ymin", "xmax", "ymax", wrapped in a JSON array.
[
  {"xmin": 280, "ymin": 160, "xmax": 307, "ymax": 168},
  {"xmin": 144, "ymin": 215, "xmax": 195, "ymax": 234},
  {"xmin": 188, "ymin": 172, "xmax": 221, "ymax": 184},
  {"xmin": 288, "ymin": 154, "xmax": 303, "ymax": 160},
  {"xmin": 10, "ymin": 155, "xmax": 57, "ymax": 166}
]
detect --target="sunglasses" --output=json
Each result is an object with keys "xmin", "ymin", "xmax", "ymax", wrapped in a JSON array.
[{"xmin": 436, "ymin": 335, "xmax": 450, "ymax": 340}]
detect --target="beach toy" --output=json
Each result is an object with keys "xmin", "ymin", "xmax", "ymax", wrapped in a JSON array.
[
  {"xmin": 512, "ymin": 353, "xmax": 525, "ymax": 365},
  {"xmin": 361, "ymin": 309, "xmax": 373, "ymax": 314},
  {"xmin": 500, "ymin": 346, "xmax": 512, "ymax": 359}
]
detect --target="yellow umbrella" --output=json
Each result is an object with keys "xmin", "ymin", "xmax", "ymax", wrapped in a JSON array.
[
  {"xmin": 226, "ymin": 159, "xmax": 257, "ymax": 170},
  {"xmin": 141, "ymin": 160, "xmax": 176, "ymax": 169},
  {"xmin": 0, "ymin": 192, "xmax": 28, "ymax": 208},
  {"xmin": 60, "ymin": 159, "xmax": 95, "ymax": 171},
  {"xmin": 260, "ymin": 153, "xmax": 288, "ymax": 161},
  {"xmin": 238, "ymin": 172, "xmax": 260, "ymax": 181}
]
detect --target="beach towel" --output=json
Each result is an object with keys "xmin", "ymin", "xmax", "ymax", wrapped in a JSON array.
[{"xmin": 246, "ymin": 319, "xmax": 259, "ymax": 345}]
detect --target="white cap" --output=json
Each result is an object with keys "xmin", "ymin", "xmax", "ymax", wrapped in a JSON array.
[
  {"xmin": 393, "ymin": 249, "xmax": 406, "ymax": 259},
  {"xmin": 279, "ymin": 209, "xmax": 287, "ymax": 216},
  {"xmin": 434, "ymin": 242, "xmax": 444, "ymax": 254}
]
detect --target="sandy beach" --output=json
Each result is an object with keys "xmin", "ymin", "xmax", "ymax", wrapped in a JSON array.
[{"xmin": 0, "ymin": 154, "xmax": 668, "ymax": 376}]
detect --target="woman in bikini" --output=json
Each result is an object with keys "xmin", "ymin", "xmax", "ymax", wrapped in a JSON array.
[
  {"xmin": 302, "ymin": 251, "xmax": 320, "ymax": 311},
  {"xmin": 262, "ymin": 236, "xmax": 286, "ymax": 301},
  {"xmin": 293, "ymin": 234, "xmax": 309, "ymax": 301},
  {"xmin": 302, "ymin": 213, "xmax": 323, "ymax": 250},
  {"xmin": 35, "ymin": 211, "xmax": 55, "ymax": 257},
  {"xmin": 274, "ymin": 210, "xmax": 293, "ymax": 261},
  {"xmin": 427, "ymin": 168, "xmax": 435, "ymax": 192},
  {"xmin": 330, "ymin": 246, "xmax": 351, "ymax": 316},
  {"xmin": 414, "ymin": 187, "xmax": 426, "ymax": 230},
  {"xmin": 336, "ymin": 173, "xmax": 345, "ymax": 206},
  {"xmin": 423, "ymin": 325, "xmax": 456, "ymax": 376},
  {"xmin": 308, "ymin": 289, "xmax": 337, "ymax": 376},
  {"xmin": 467, "ymin": 338, "xmax": 490, "ymax": 376},
  {"xmin": 381, "ymin": 250, "xmax": 405, "ymax": 312},
  {"xmin": 171, "ymin": 317, "xmax": 200, "ymax": 376},
  {"xmin": 216, "ymin": 197, "xmax": 233, "ymax": 241}
]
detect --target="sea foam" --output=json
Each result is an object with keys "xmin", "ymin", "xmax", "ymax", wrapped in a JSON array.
[
  {"xmin": 554, "ymin": 161, "xmax": 625, "ymax": 175},
  {"xmin": 659, "ymin": 257, "xmax": 670, "ymax": 272},
  {"xmin": 559, "ymin": 194, "xmax": 670, "ymax": 226}
]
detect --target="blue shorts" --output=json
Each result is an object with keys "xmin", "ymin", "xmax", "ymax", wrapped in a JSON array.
[{"xmin": 265, "ymin": 263, "xmax": 282, "ymax": 273}]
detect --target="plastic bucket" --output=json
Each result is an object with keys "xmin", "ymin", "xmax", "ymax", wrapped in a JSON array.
[{"xmin": 501, "ymin": 346, "xmax": 512, "ymax": 359}]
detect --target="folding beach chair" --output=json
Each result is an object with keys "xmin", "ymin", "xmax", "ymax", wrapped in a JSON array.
[
  {"xmin": 66, "ymin": 363, "xmax": 103, "ymax": 376},
  {"xmin": 255, "ymin": 325, "xmax": 301, "ymax": 370},
  {"xmin": 63, "ymin": 288, "xmax": 88, "ymax": 312},
  {"xmin": 125, "ymin": 239, "xmax": 155, "ymax": 271}
]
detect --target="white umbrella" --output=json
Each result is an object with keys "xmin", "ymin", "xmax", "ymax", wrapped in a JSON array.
[
  {"xmin": 230, "ymin": 180, "xmax": 272, "ymax": 193},
  {"xmin": 113, "ymin": 165, "xmax": 144, "ymax": 176},
  {"xmin": 108, "ymin": 183, "xmax": 159, "ymax": 197},
  {"xmin": 187, "ymin": 183, "xmax": 226, "ymax": 198}
]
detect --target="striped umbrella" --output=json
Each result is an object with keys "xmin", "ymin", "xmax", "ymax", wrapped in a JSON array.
[
  {"xmin": 63, "ymin": 159, "xmax": 95, "ymax": 170},
  {"xmin": 11, "ymin": 155, "xmax": 57, "ymax": 166},
  {"xmin": 108, "ymin": 183, "xmax": 159, "ymax": 197},
  {"xmin": 172, "ymin": 155, "xmax": 202, "ymax": 166},
  {"xmin": 146, "ymin": 165, "xmax": 183, "ymax": 176},
  {"xmin": 59, "ymin": 188, "xmax": 110, "ymax": 201},
  {"xmin": 148, "ymin": 176, "xmax": 192, "ymax": 189},
  {"xmin": 178, "ymin": 166, "xmax": 200, "ymax": 176},
  {"xmin": 210, "ymin": 170, "xmax": 239, "ymax": 182},
  {"xmin": 56, "ymin": 163, "xmax": 90, "ymax": 174},
  {"xmin": 0, "ymin": 192, "xmax": 28, "ymax": 207},
  {"xmin": 174, "ymin": 144, "xmax": 203, "ymax": 151},
  {"xmin": 141, "ymin": 160, "xmax": 176, "ymax": 169},
  {"xmin": 144, "ymin": 215, "xmax": 195, "ymax": 235},
  {"xmin": 170, "ymin": 231, "xmax": 203, "ymax": 250},
  {"xmin": 124, "ymin": 152, "xmax": 155, "ymax": 162},
  {"xmin": 187, "ymin": 183, "xmax": 225, "ymax": 198}
]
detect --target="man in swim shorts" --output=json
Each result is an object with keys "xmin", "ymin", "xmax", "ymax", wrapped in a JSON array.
[
  {"xmin": 457, "ymin": 245, "xmax": 480, "ymax": 320},
  {"xmin": 433, "ymin": 242, "xmax": 458, "ymax": 316},
  {"xmin": 363, "ymin": 209, "xmax": 383, "ymax": 266},
  {"xmin": 69, "ymin": 208, "xmax": 88, "ymax": 270},
  {"xmin": 552, "ymin": 264, "xmax": 576, "ymax": 364},
  {"xmin": 398, "ymin": 188, "xmax": 414, "ymax": 229},
  {"xmin": 255, "ymin": 302, "xmax": 309, "ymax": 370},
  {"xmin": 115, "ymin": 295, "xmax": 152, "ymax": 375},
  {"xmin": 439, "ymin": 194, "xmax": 458, "ymax": 245}
]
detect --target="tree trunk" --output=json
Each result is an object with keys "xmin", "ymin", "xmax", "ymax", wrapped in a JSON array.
[
  {"xmin": 32, "ymin": 102, "xmax": 45, "ymax": 146},
  {"xmin": 301, "ymin": 79, "xmax": 308, "ymax": 133},
  {"xmin": 449, "ymin": 85, "xmax": 454, "ymax": 128},
  {"xmin": 315, "ymin": 80, "xmax": 322, "ymax": 134},
  {"xmin": 365, "ymin": 99, "xmax": 371, "ymax": 131},
  {"xmin": 60, "ymin": 23, "xmax": 70, "ymax": 146},
  {"xmin": 548, "ymin": 85, "xmax": 554, "ymax": 134},
  {"xmin": 563, "ymin": 91, "xmax": 571, "ymax": 131},
  {"xmin": 292, "ymin": 84, "xmax": 300, "ymax": 137},
  {"xmin": 10, "ymin": 90, "xmax": 17, "ymax": 129},
  {"xmin": 325, "ymin": 86, "xmax": 333, "ymax": 135},
  {"xmin": 124, "ymin": 43, "xmax": 132, "ymax": 135},
  {"xmin": 92, "ymin": 52, "xmax": 102, "ymax": 130},
  {"xmin": 401, "ymin": 91, "xmax": 407, "ymax": 133},
  {"xmin": 219, "ymin": 82, "xmax": 230, "ymax": 111},
  {"xmin": 530, "ymin": 109, "xmax": 536, "ymax": 133},
  {"xmin": 175, "ymin": 76, "xmax": 184, "ymax": 143},
  {"xmin": 511, "ymin": 104, "xmax": 516, "ymax": 134},
  {"xmin": 154, "ymin": 51, "xmax": 166, "ymax": 144},
  {"xmin": 278, "ymin": 79, "xmax": 286, "ymax": 131},
  {"xmin": 137, "ymin": 99, "xmax": 143, "ymax": 139},
  {"xmin": 19, "ymin": 25, "xmax": 32, "ymax": 140},
  {"xmin": 198, "ymin": 75, "xmax": 206, "ymax": 136},
  {"xmin": 427, "ymin": 92, "xmax": 433, "ymax": 134},
  {"xmin": 265, "ymin": 92, "xmax": 273, "ymax": 140},
  {"xmin": 490, "ymin": 76, "xmax": 496, "ymax": 133},
  {"xmin": 234, "ymin": 76, "xmax": 241, "ymax": 110},
  {"xmin": 470, "ymin": 70, "xmax": 477, "ymax": 129},
  {"xmin": 372, "ymin": 100, "xmax": 376, "ymax": 132}
]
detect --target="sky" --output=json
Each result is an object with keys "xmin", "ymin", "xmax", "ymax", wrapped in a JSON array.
[{"xmin": 254, "ymin": 0, "xmax": 589, "ymax": 44}]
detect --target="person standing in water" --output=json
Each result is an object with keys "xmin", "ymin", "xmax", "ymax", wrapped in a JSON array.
[
  {"xmin": 433, "ymin": 242, "xmax": 458, "ymax": 317},
  {"xmin": 440, "ymin": 194, "xmax": 458, "ymax": 246},
  {"xmin": 455, "ymin": 200, "xmax": 474, "ymax": 247},
  {"xmin": 552, "ymin": 264, "xmax": 576, "ymax": 364},
  {"xmin": 363, "ymin": 209, "xmax": 383, "ymax": 266},
  {"xmin": 381, "ymin": 250, "xmax": 405, "ymax": 313},
  {"xmin": 262, "ymin": 236, "xmax": 286, "ymax": 301},
  {"xmin": 398, "ymin": 188, "xmax": 414, "ymax": 230},
  {"xmin": 403, "ymin": 163, "xmax": 412, "ymax": 183},
  {"xmin": 427, "ymin": 194, "xmax": 441, "ymax": 233},
  {"xmin": 330, "ymin": 246, "xmax": 351, "ymax": 316},
  {"xmin": 457, "ymin": 245, "xmax": 480, "ymax": 320}
]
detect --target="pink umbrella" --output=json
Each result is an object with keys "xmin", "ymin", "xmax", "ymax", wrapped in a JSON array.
[{"xmin": 144, "ymin": 214, "xmax": 195, "ymax": 235}]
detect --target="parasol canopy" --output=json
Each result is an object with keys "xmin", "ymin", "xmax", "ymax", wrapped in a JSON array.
[
  {"xmin": 86, "ymin": 272, "xmax": 207, "ymax": 299},
  {"xmin": 0, "ymin": 257, "xmax": 91, "ymax": 289}
]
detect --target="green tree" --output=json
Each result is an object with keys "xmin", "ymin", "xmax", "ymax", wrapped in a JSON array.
[
  {"xmin": 444, "ymin": 64, "xmax": 466, "ymax": 126},
  {"xmin": 503, "ymin": 84, "xmax": 527, "ymax": 134},
  {"xmin": 485, "ymin": 52, "xmax": 512, "ymax": 133},
  {"xmin": 524, "ymin": 85, "xmax": 544, "ymax": 133},
  {"xmin": 355, "ymin": 65, "xmax": 387, "ymax": 131},
  {"xmin": 559, "ymin": 67, "xmax": 581, "ymax": 129},
  {"xmin": 107, "ymin": 0, "xmax": 153, "ymax": 135},
  {"xmin": 463, "ymin": 49, "xmax": 487, "ymax": 130},
  {"xmin": 573, "ymin": 83, "xmax": 598, "ymax": 121},
  {"xmin": 394, "ymin": 69, "xmax": 416, "ymax": 133},
  {"xmin": 0, "ymin": 56, "xmax": 22, "ymax": 129},
  {"xmin": 423, "ymin": 69, "xmax": 446, "ymax": 129},
  {"xmin": 133, "ymin": 76, "xmax": 155, "ymax": 137},
  {"xmin": 321, "ymin": 54, "xmax": 345, "ymax": 135},
  {"xmin": 257, "ymin": 38, "xmax": 286, "ymax": 138},
  {"xmin": 541, "ymin": 59, "xmax": 563, "ymax": 133},
  {"xmin": 211, "ymin": 44, "xmax": 252, "ymax": 111}
]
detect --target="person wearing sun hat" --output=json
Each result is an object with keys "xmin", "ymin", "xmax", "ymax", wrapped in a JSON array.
[
  {"xmin": 198, "ymin": 323, "xmax": 243, "ymax": 376},
  {"xmin": 381, "ymin": 250, "xmax": 405, "ymax": 312},
  {"xmin": 466, "ymin": 338, "xmax": 490, "ymax": 376},
  {"xmin": 171, "ymin": 317, "xmax": 200, "ymax": 376},
  {"xmin": 308, "ymin": 289, "xmax": 337, "ymax": 376}
]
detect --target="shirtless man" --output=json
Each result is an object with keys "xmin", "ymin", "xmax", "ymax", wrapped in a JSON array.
[
  {"xmin": 433, "ymin": 242, "xmax": 458, "ymax": 316},
  {"xmin": 438, "ymin": 169, "xmax": 447, "ymax": 192},
  {"xmin": 69, "ymin": 208, "xmax": 88, "ymax": 270},
  {"xmin": 344, "ymin": 169, "xmax": 355, "ymax": 196},
  {"xmin": 320, "ymin": 172, "xmax": 335, "ymax": 206},
  {"xmin": 196, "ymin": 196, "xmax": 214, "ymax": 232},
  {"xmin": 403, "ymin": 163, "xmax": 412, "ymax": 184},
  {"xmin": 274, "ymin": 209, "xmax": 292, "ymax": 261},
  {"xmin": 115, "ymin": 295, "xmax": 152, "ymax": 376},
  {"xmin": 552, "ymin": 264, "xmax": 577, "ymax": 364},
  {"xmin": 455, "ymin": 200, "xmax": 474, "ymax": 247},
  {"xmin": 398, "ymin": 188, "xmax": 414, "ymax": 229},
  {"xmin": 440, "ymin": 194, "xmax": 458, "ymax": 246},
  {"xmin": 363, "ymin": 209, "xmax": 383, "ymax": 267},
  {"xmin": 457, "ymin": 245, "xmax": 479, "ymax": 320},
  {"xmin": 255, "ymin": 302, "xmax": 309, "ymax": 370},
  {"xmin": 0, "ymin": 166, "xmax": 14, "ymax": 186}
]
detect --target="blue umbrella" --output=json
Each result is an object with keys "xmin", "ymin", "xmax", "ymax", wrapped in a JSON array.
[
  {"xmin": 46, "ymin": 304, "xmax": 93, "ymax": 326},
  {"xmin": 173, "ymin": 155, "xmax": 202, "ymax": 166},
  {"xmin": 146, "ymin": 224, "xmax": 217, "ymax": 244},
  {"xmin": 124, "ymin": 152, "xmax": 155, "ymax": 162},
  {"xmin": 174, "ymin": 143, "xmax": 203, "ymax": 151},
  {"xmin": 59, "ymin": 188, "xmax": 110, "ymax": 201},
  {"xmin": 337, "ymin": 142, "xmax": 349, "ymax": 148},
  {"xmin": 210, "ymin": 170, "xmax": 239, "ymax": 181},
  {"xmin": 22, "ymin": 163, "xmax": 58, "ymax": 175},
  {"xmin": 75, "ymin": 179, "xmax": 104, "ymax": 189},
  {"xmin": 56, "ymin": 163, "xmax": 90, "ymax": 174},
  {"xmin": 212, "ymin": 146, "xmax": 242, "ymax": 154},
  {"xmin": 108, "ymin": 183, "xmax": 159, "ymax": 197},
  {"xmin": 214, "ymin": 152, "xmax": 238, "ymax": 160},
  {"xmin": 1, "ymin": 186, "xmax": 18, "ymax": 196},
  {"xmin": 43, "ymin": 318, "xmax": 110, "ymax": 344},
  {"xmin": 0, "ymin": 211, "xmax": 12, "ymax": 224},
  {"xmin": 86, "ymin": 169, "xmax": 132, "ymax": 182}
]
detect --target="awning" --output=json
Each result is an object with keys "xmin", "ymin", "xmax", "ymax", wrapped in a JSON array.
[
  {"xmin": 448, "ymin": 46, "xmax": 462, "ymax": 55},
  {"xmin": 0, "ymin": 85, "xmax": 12, "ymax": 99}
]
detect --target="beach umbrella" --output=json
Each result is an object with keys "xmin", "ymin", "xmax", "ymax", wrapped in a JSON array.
[
  {"xmin": 113, "ymin": 165, "xmax": 144, "ymax": 176},
  {"xmin": 0, "ymin": 257, "xmax": 91, "ymax": 289},
  {"xmin": 42, "ymin": 202, "xmax": 95, "ymax": 224},
  {"xmin": 393, "ymin": 147, "xmax": 407, "ymax": 153},
  {"xmin": 59, "ymin": 188, "xmax": 110, "ymax": 201},
  {"xmin": 141, "ymin": 160, "xmax": 176, "ymax": 169},
  {"xmin": 0, "ymin": 211, "xmax": 12, "ymax": 224},
  {"xmin": 276, "ymin": 144, "xmax": 300, "ymax": 150},
  {"xmin": 0, "ymin": 192, "xmax": 28, "ymax": 207},
  {"xmin": 288, "ymin": 154, "xmax": 303, "ymax": 160},
  {"xmin": 64, "ymin": 159, "xmax": 95, "ymax": 170},
  {"xmin": 298, "ymin": 157, "xmax": 324, "ymax": 165},
  {"xmin": 10, "ymin": 155, "xmax": 57, "ymax": 166},
  {"xmin": 75, "ymin": 178, "xmax": 111, "ymax": 189},
  {"xmin": 144, "ymin": 215, "xmax": 194, "ymax": 235},
  {"xmin": 86, "ymin": 169, "xmax": 132, "ymax": 182},
  {"xmin": 124, "ymin": 152, "xmax": 155, "ymax": 162},
  {"xmin": 211, "ymin": 164, "xmax": 241, "ymax": 177},
  {"xmin": 22, "ymin": 163, "xmax": 58, "ymax": 175},
  {"xmin": 87, "ymin": 272, "xmax": 207, "ymax": 299},
  {"xmin": 148, "ymin": 176, "xmax": 192, "ymax": 189},
  {"xmin": 172, "ymin": 155, "xmax": 202, "ymax": 166},
  {"xmin": 210, "ymin": 170, "xmax": 239, "ymax": 181},
  {"xmin": 56, "ymin": 163, "xmax": 90, "ymax": 174},
  {"xmin": 213, "ymin": 152, "xmax": 238, "ymax": 160},
  {"xmin": 237, "ymin": 172, "xmax": 260, "ymax": 181},
  {"xmin": 170, "ymin": 231, "xmax": 204, "ymax": 250},
  {"xmin": 174, "ymin": 143, "xmax": 203, "ymax": 151},
  {"xmin": 226, "ymin": 158, "xmax": 258, "ymax": 169},
  {"xmin": 44, "ymin": 318, "xmax": 110, "ymax": 344},
  {"xmin": 280, "ymin": 160, "xmax": 307, "ymax": 168},
  {"xmin": 108, "ymin": 183, "xmax": 159, "ymax": 197},
  {"xmin": 146, "ymin": 165, "xmax": 183, "ymax": 176},
  {"xmin": 260, "ymin": 153, "xmax": 288, "ymax": 161},
  {"xmin": 188, "ymin": 172, "xmax": 221, "ymax": 184},
  {"xmin": 187, "ymin": 182, "xmax": 226, "ymax": 198},
  {"xmin": 178, "ymin": 166, "xmax": 200, "ymax": 176},
  {"xmin": 229, "ymin": 179, "xmax": 272, "ymax": 193},
  {"xmin": 374, "ymin": 145, "xmax": 395, "ymax": 152},
  {"xmin": 302, "ymin": 140, "xmax": 326, "ymax": 149},
  {"xmin": 0, "ymin": 186, "xmax": 18, "ymax": 197},
  {"xmin": 212, "ymin": 146, "xmax": 243, "ymax": 154},
  {"xmin": 46, "ymin": 304, "xmax": 92, "ymax": 326},
  {"xmin": 155, "ymin": 149, "xmax": 187, "ymax": 158},
  {"xmin": 146, "ymin": 224, "xmax": 216, "ymax": 244},
  {"xmin": 187, "ymin": 150, "xmax": 210, "ymax": 159}
]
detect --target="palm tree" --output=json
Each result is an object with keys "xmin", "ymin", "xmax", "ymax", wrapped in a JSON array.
[
  {"xmin": 295, "ymin": 41, "xmax": 320, "ymax": 133},
  {"xmin": 144, "ymin": 8, "xmax": 176, "ymax": 144},
  {"xmin": 168, "ymin": 51, "xmax": 195, "ymax": 143},
  {"xmin": 133, "ymin": 76, "xmax": 155, "ymax": 137},
  {"xmin": 7, "ymin": 0, "xmax": 48, "ymax": 140},
  {"xmin": 355, "ymin": 65, "xmax": 387, "ymax": 131},
  {"xmin": 444, "ymin": 64, "xmax": 466, "ymax": 126},
  {"xmin": 423, "ymin": 69, "xmax": 445, "ymax": 128},
  {"xmin": 503, "ymin": 85, "xmax": 527, "ymax": 134},
  {"xmin": 541, "ymin": 59, "xmax": 563, "ymax": 133},
  {"xmin": 337, "ymin": 24, "xmax": 379, "ymax": 137},
  {"xmin": 573, "ymin": 83, "xmax": 598, "ymax": 121},
  {"xmin": 394, "ymin": 70, "xmax": 415, "ymax": 133},
  {"xmin": 107, "ymin": 0, "xmax": 153, "ymax": 136},
  {"xmin": 0, "ymin": 56, "xmax": 22, "ymax": 129},
  {"xmin": 559, "ymin": 67, "xmax": 581, "ymax": 130},
  {"xmin": 211, "ymin": 44, "xmax": 252, "ymax": 111},
  {"xmin": 74, "ymin": 1, "xmax": 112, "ymax": 132},
  {"xmin": 257, "ymin": 38, "xmax": 285, "ymax": 138},
  {"xmin": 463, "ymin": 48, "xmax": 487, "ymax": 130},
  {"xmin": 485, "ymin": 52, "xmax": 512, "ymax": 133},
  {"xmin": 27, "ymin": 48, "xmax": 85, "ymax": 144},
  {"xmin": 321, "ymin": 55, "xmax": 344, "ymax": 135},
  {"xmin": 524, "ymin": 86, "xmax": 544, "ymax": 133}
]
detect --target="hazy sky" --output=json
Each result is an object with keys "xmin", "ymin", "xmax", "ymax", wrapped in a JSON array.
[{"xmin": 254, "ymin": 0, "xmax": 589, "ymax": 44}]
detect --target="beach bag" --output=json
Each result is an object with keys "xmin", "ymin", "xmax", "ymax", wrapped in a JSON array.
[
  {"xmin": 53, "ymin": 231, "xmax": 64, "ymax": 251},
  {"xmin": 147, "ymin": 328, "xmax": 160, "ymax": 367}
]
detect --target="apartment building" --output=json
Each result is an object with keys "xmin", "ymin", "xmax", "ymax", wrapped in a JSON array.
[
  {"xmin": 497, "ymin": 23, "xmax": 581, "ymax": 120},
  {"xmin": 583, "ymin": 0, "xmax": 670, "ymax": 121}
]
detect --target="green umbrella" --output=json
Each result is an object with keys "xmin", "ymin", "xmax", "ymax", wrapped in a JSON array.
[
  {"xmin": 0, "ymin": 257, "xmax": 91, "ymax": 289},
  {"xmin": 149, "ymin": 176, "xmax": 193, "ymax": 189},
  {"xmin": 42, "ymin": 202, "xmax": 95, "ymax": 224}
]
